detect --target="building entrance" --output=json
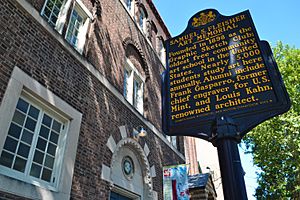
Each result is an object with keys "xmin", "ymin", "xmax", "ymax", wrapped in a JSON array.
[{"xmin": 110, "ymin": 191, "xmax": 132, "ymax": 200}]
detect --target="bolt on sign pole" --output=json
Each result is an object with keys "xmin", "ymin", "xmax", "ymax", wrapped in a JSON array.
[{"xmin": 162, "ymin": 9, "xmax": 291, "ymax": 200}]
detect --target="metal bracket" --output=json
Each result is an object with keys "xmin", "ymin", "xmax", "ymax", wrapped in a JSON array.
[{"xmin": 210, "ymin": 116, "xmax": 241, "ymax": 146}]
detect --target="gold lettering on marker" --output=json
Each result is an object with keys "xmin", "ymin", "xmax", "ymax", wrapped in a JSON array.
[{"xmin": 168, "ymin": 11, "xmax": 275, "ymax": 122}]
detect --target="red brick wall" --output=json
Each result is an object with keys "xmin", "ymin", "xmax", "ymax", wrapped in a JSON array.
[
  {"xmin": 0, "ymin": 0, "xmax": 185, "ymax": 199},
  {"xmin": 84, "ymin": 0, "xmax": 167, "ymax": 130}
]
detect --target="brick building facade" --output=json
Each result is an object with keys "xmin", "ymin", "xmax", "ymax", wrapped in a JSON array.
[{"xmin": 0, "ymin": 0, "xmax": 186, "ymax": 199}]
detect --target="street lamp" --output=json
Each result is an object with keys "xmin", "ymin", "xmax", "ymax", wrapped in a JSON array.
[{"xmin": 133, "ymin": 125, "xmax": 147, "ymax": 139}]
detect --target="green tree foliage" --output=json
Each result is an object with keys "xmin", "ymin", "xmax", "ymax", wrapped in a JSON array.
[{"xmin": 244, "ymin": 42, "xmax": 300, "ymax": 199}]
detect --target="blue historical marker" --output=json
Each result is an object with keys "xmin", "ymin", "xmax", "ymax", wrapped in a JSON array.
[
  {"xmin": 162, "ymin": 9, "xmax": 290, "ymax": 141},
  {"xmin": 162, "ymin": 9, "xmax": 291, "ymax": 200}
]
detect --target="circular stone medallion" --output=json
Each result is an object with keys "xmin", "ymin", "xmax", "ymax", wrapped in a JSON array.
[{"xmin": 122, "ymin": 156, "xmax": 134, "ymax": 179}]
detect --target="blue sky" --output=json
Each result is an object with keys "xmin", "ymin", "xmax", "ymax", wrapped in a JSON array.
[{"xmin": 152, "ymin": 0, "xmax": 300, "ymax": 199}]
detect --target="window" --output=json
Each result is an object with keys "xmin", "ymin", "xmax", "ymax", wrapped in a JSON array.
[
  {"xmin": 66, "ymin": 9, "xmax": 83, "ymax": 48},
  {"xmin": 158, "ymin": 38, "xmax": 166, "ymax": 66},
  {"xmin": 126, "ymin": 0, "xmax": 132, "ymax": 10},
  {"xmin": 123, "ymin": 68, "xmax": 130, "ymax": 99},
  {"xmin": 147, "ymin": 21, "xmax": 157, "ymax": 48},
  {"xmin": 41, "ymin": 0, "xmax": 93, "ymax": 53},
  {"xmin": 0, "ymin": 67, "xmax": 82, "ymax": 199},
  {"xmin": 65, "ymin": 2, "xmax": 92, "ymax": 53},
  {"xmin": 123, "ymin": 59, "xmax": 144, "ymax": 114},
  {"xmin": 124, "ymin": 0, "xmax": 133, "ymax": 14},
  {"xmin": 0, "ymin": 92, "xmax": 67, "ymax": 187},
  {"xmin": 42, "ymin": 0, "xmax": 64, "ymax": 27},
  {"xmin": 41, "ymin": 0, "xmax": 72, "ymax": 33},
  {"xmin": 133, "ymin": 78, "xmax": 143, "ymax": 110},
  {"xmin": 139, "ymin": 9, "xmax": 146, "ymax": 33}
]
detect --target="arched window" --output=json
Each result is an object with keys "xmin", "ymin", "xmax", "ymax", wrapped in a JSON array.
[
  {"xmin": 123, "ymin": 58, "xmax": 144, "ymax": 114},
  {"xmin": 122, "ymin": 40, "xmax": 148, "ymax": 115}
]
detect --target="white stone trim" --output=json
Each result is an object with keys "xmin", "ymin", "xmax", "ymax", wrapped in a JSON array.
[
  {"xmin": 15, "ymin": 0, "xmax": 185, "ymax": 161},
  {"xmin": 101, "ymin": 164, "xmax": 112, "ymax": 183},
  {"xmin": 119, "ymin": 125, "xmax": 128, "ymax": 139},
  {"xmin": 152, "ymin": 191, "xmax": 158, "ymax": 200},
  {"xmin": 106, "ymin": 136, "xmax": 117, "ymax": 153},
  {"xmin": 0, "ymin": 67, "xmax": 82, "ymax": 200},
  {"xmin": 150, "ymin": 165, "xmax": 156, "ymax": 178},
  {"xmin": 143, "ymin": 143, "xmax": 150, "ymax": 157}
]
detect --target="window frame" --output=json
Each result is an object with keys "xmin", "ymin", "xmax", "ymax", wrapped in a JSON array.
[
  {"xmin": 41, "ymin": 0, "xmax": 93, "ymax": 54},
  {"xmin": 123, "ymin": 59, "xmax": 145, "ymax": 114},
  {"xmin": 132, "ymin": 76, "xmax": 143, "ymax": 110},
  {"xmin": 138, "ymin": 8, "xmax": 146, "ymax": 33},
  {"xmin": 0, "ymin": 67, "xmax": 82, "ymax": 199},
  {"xmin": 65, "ymin": 8, "xmax": 84, "ymax": 49},
  {"xmin": 40, "ymin": 0, "xmax": 64, "ymax": 27},
  {"xmin": 0, "ymin": 91, "xmax": 69, "ymax": 190},
  {"xmin": 65, "ymin": 0, "xmax": 93, "ymax": 53},
  {"xmin": 41, "ymin": 0, "xmax": 72, "ymax": 34}
]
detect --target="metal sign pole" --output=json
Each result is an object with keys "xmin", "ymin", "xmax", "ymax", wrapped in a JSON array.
[{"xmin": 212, "ymin": 116, "xmax": 248, "ymax": 200}]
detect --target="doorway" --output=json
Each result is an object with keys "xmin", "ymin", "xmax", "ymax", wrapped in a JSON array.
[{"xmin": 110, "ymin": 191, "xmax": 132, "ymax": 200}]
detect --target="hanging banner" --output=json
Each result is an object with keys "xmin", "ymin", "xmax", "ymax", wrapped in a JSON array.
[
  {"xmin": 163, "ymin": 164, "xmax": 190, "ymax": 200},
  {"xmin": 162, "ymin": 9, "xmax": 290, "ymax": 141}
]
